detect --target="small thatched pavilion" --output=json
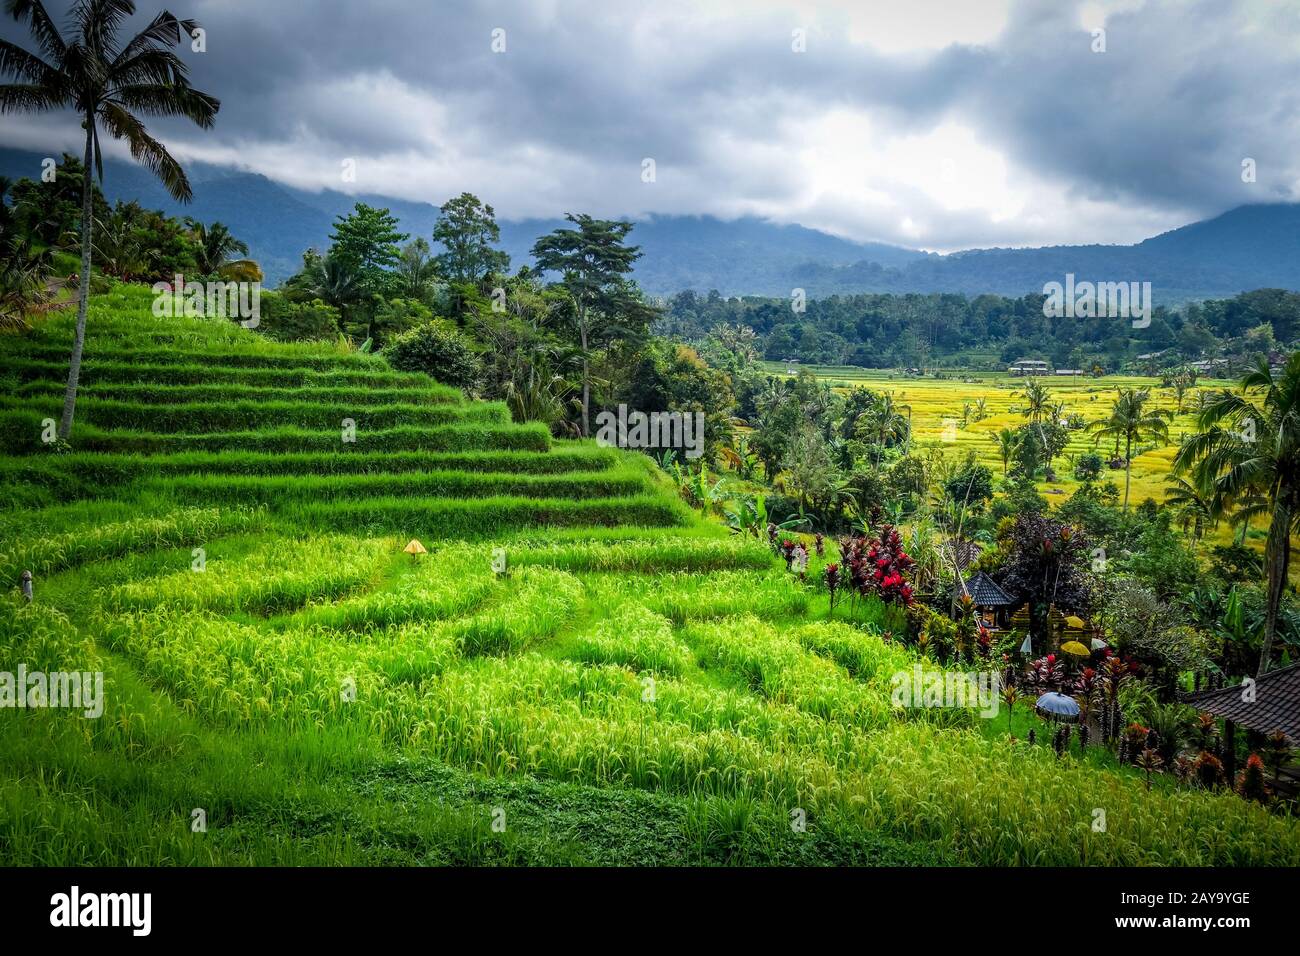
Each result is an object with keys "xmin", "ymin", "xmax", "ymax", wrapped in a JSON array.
[{"xmin": 951, "ymin": 571, "xmax": 1015, "ymax": 629}]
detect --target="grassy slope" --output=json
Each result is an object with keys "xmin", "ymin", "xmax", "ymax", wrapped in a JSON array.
[{"xmin": 0, "ymin": 286, "xmax": 1296, "ymax": 866}]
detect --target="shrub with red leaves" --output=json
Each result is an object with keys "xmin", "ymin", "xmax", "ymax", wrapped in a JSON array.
[
  {"xmin": 1073, "ymin": 666, "xmax": 1098, "ymax": 699},
  {"xmin": 863, "ymin": 524, "xmax": 915, "ymax": 606},
  {"xmin": 824, "ymin": 562, "xmax": 842, "ymax": 615},
  {"xmin": 836, "ymin": 525, "xmax": 915, "ymax": 608},
  {"xmin": 1236, "ymin": 753, "xmax": 1270, "ymax": 803},
  {"xmin": 1192, "ymin": 750, "xmax": 1225, "ymax": 788},
  {"xmin": 1029, "ymin": 653, "xmax": 1065, "ymax": 689}
]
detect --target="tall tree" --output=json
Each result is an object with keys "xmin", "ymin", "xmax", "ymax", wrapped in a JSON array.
[
  {"xmin": 328, "ymin": 203, "xmax": 407, "ymax": 299},
  {"xmin": 432, "ymin": 192, "xmax": 509, "ymax": 285},
  {"xmin": 531, "ymin": 214, "xmax": 654, "ymax": 436},
  {"xmin": 1088, "ymin": 388, "xmax": 1172, "ymax": 511},
  {"xmin": 1, "ymin": 0, "xmax": 219, "ymax": 438},
  {"xmin": 1175, "ymin": 354, "xmax": 1300, "ymax": 675},
  {"xmin": 395, "ymin": 237, "xmax": 438, "ymax": 303}
]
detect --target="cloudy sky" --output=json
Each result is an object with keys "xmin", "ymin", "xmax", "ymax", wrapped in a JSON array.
[{"xmin": 2, "ymin": 0, "xmax": 1298, "ymax": 251}]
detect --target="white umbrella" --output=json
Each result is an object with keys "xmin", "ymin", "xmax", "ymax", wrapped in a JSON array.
[{"xmin": 1035, "ymin": 692, "xmax": 1081, "ymax": 722}]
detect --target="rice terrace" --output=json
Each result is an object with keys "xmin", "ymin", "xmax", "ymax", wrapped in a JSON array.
[{"xmin": 1, "ymin": 0, "xmax": 1300, "ymax": 925}]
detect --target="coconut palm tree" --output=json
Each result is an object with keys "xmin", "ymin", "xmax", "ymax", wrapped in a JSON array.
[
  {"xmin": 500, "ymin": 339, "xmax": 580, "ymax": 430},
  {"xmin": 1, "ymin": 0, "xmax": 220, "ymax": 438},
  {"xmin": 858, "ymin": 391, "xmax": 909, "ymax": 468},
  {"xmin": 1018, "ymin": 377, "xmax": 1051, "ymax": 424},
  {"xmin": 989, "ymin": 426, "xmax": 1018, "ymax": 475},
  {"xmin": 1227, "ymin": 489, "xmax": 1270, "ymax": 546},
  {"xmin": 1088, "ymin": 388, "xmax": 1172, "ymax": 511},
  {"xmin": 1164, "ymin": 474, "xmax": 1216, "ymax": 543},
  {"xmin": 186, "ymin": 219, "xmax": 258, "ymax": 280},
  {"xmin": 1174, "ymin": 354, "xmax": 1300, "ymax": 675},
  {"xmin": 1172, "ymin": 371, "xmax": 1193, "ymax": 414},
  {"xmin": 93, "ymin": 200, "xmax": 150, "ymax": 280},
  {"xmin": 292, "ymin": 250, "xmax": 360, "ymax": 309}
]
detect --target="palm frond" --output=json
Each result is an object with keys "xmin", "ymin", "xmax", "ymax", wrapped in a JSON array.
[
  {"xmin": 0, "ymin": 37, "xmax": 60, "ymax": 85},
  {"xmin": 78, "ymin": 0, "xmax": 137, "ymax": 60},
  {"xmin": 111, "ymin": 82, "xmax": 218, "ymax": 128},
  {"xmin": 3, "ymin": 0, "xmax": 67, "ymax": 64},
  {"xmin": 111, "ymin": 10, "xmax": 188, "ymax": 66},
  {"xmin": 107, "ymin": 47, "xmax": 187, "ymax": 86},
  {"xmin": 0, "ymin": 80, "xmax": 67, "ymax": 112},
  {"xmin": 97, "ymin": 100, "xmax": 192, "ymax": 201},
  {"xmin": 1239, "ymin": 355, "xmax": 1275, "ymax": 393},
  {"xmin": 1194, "ymin": 390, "xmax": 1256, "ymax": 429}
]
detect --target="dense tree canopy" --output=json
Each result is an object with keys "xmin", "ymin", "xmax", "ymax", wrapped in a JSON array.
[{"xmin": 659, "ymin": 286, "xmax": 1300, "ymax": 371}]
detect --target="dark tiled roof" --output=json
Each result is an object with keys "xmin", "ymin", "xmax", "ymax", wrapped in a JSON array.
[
  {"xmin": 953, "ymin": 571, "xmax": 1014, "ymax": 607},
  {"xmin": 1182, "ymin": 663, "xmax": 1300, "ymax": 743},
  {"xmin": 946, "ymin": 539, "xmax": 983, "ymax": 573}
]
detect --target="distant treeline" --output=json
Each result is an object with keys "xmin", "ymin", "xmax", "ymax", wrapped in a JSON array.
[{"xmin": 656, "ymin": 287, "xmax": 1300, "ymax": 370}]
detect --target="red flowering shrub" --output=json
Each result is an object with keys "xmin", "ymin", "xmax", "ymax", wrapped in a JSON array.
[
  {"xmin": 1124, "ymin": 722, "xmax": 1150, "ymax": 761},
  {"xmin": 1073, "ymin": 666, "xmax": 1098, "ymax": 698}
]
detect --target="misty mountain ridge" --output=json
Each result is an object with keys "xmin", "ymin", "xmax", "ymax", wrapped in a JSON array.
[{"xmin": 2, "ymin": 147, "xmax": 1297, "ymax": 303}]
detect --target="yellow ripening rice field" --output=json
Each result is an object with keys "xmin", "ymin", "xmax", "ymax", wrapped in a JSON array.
[{"xmin": 768, "ymin": 363, "xmax": 1247, "ymax": 548}]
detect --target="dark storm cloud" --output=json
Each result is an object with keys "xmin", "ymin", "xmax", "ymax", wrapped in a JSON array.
[
  {"xmin": 954, "ymin": 0, "xmax": 1300, "ymax": 210},
  {"xmin": 2, "ymin": 0, "xmax": 1296, "ymax": 248}
]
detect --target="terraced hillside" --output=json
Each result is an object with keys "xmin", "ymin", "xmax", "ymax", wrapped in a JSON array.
[{"xmin": 1, "ymin": 285, "xmax": 1297, "ymax": 866}]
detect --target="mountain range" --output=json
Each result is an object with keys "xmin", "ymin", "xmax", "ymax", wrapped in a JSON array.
[{"xmin": 3, "ymin": 147, "xmax": 1298, "ymax": 302}]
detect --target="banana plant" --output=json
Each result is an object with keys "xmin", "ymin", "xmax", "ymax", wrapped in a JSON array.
[
  {"xmin": 720, "ymin": 434, "xmax": 760, "ymax": 480},
  {"xmin": 652, "ymin": 450, "xmax": 679, "ymax": 472},
  {"xmin": 724, "ymin": 495, "xmax": 764, "ymax": 536},
  {"xmin": 676, "ymin": 464, "xmax": 728, "ymax": 514},
  {"xmin": 725, "ymin": 494, "xmax": 806, "ymax": 537}
]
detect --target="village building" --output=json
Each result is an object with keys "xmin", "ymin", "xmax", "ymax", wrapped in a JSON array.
[
  {"xmin": 950, "ymin": 571, "xmax": 1015, "ymax": 629},
  {"xmin": 1007, "ymin": 358, "xmax": 1050, "ymax": 376}
]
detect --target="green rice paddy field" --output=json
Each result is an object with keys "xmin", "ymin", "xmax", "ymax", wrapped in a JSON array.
[{"xmin": 0, "ymin": 287, "xmax": 1296, "ymax": 866}]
